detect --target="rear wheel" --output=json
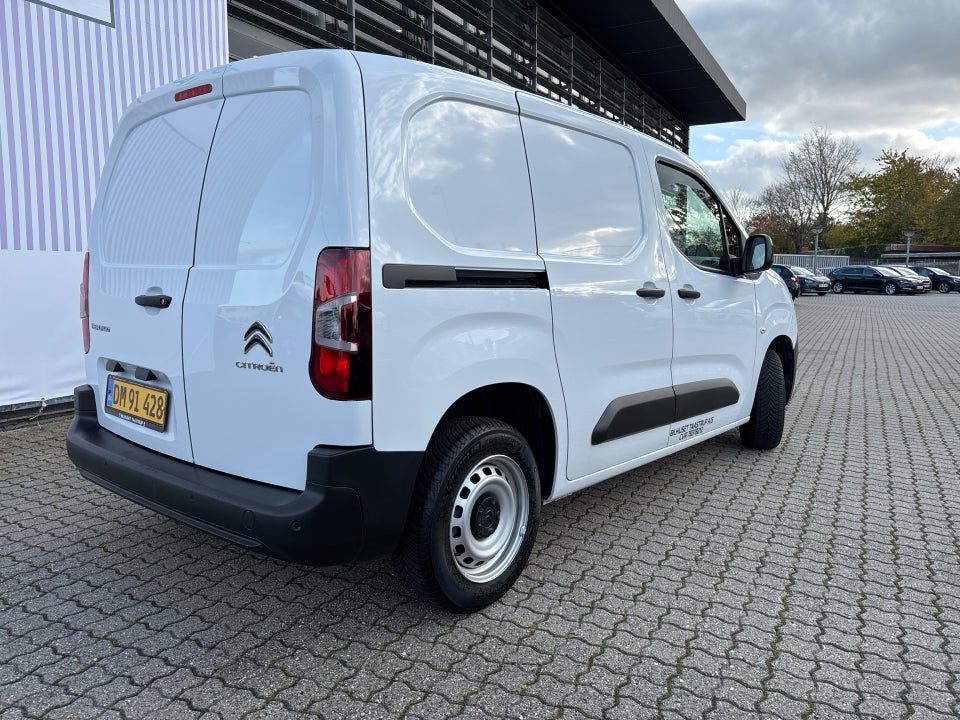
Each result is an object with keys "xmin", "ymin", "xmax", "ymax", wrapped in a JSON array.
[
  {"xmin": 398, "ymin": 416, "xmax": 540, "ymax": 612},
  {"xmin": 832, "ymin": 281, "xmax": 844, "ymax": 294},
  {"xmin": 884, "ymin": 282, "xmax": 898, "ymax": 295},
  {"xmin": 740, "ymin": 349, "xmax": 785, "ymax": 450},
  {"xmin": 939, "ymin": 281, "xmax": 951, "ymax": 293}
]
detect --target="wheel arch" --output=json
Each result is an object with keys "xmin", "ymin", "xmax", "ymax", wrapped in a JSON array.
[
  {"xmin": 766, "ymin": 335, "xmax": 796, "ymax": 404},
  {"xmin": 435, "ymin": 383, "xmax": 558, "ymax": 500}
]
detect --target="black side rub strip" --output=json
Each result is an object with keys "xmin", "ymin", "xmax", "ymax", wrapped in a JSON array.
[
  {"xmin": 591, "ymin": 378, "xmax": 740, "ymax": 445},
  {"xmin": 383, "ymin": 264, "xmax": 549, "ymax": 290},
  {"xmin": 591, "ymin": 387, "xmax": 675, "ymax": 445},
  {"xmin": 673, "ymin": 379, "xmax": 740, "ymax": 423}
]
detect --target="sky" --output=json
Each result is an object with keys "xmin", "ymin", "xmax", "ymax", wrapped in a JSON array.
[{"xmin": 674, "ymin": 0, "xmax": 960, "ymax": 202}]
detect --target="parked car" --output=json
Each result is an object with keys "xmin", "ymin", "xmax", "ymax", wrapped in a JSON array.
[
  {"xmin": 911, "ymin": 266, "xmax": 960, "ymax": 293},
  {"xmin": 885, "ymin": 266, "xmax": 931, "ymax": 293},
  {"xmin": 790, "ymin": 266, "xmax": 830, "ymax": 295},
  {"xmin": 771, "ymin": 264, "xmax": 800, "ymax": 299},
  {"xmin": 827, "ymin": 265, "xmax": 921, "ymax": 295},
  {"xmin": 65, "ymin": 49, "xmax": 797, "ymax": 611}
]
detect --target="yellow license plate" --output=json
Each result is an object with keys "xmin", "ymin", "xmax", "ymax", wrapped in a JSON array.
[{"xmin": 105, "ymin": 375, "xmax": 169, "ymax": 431}]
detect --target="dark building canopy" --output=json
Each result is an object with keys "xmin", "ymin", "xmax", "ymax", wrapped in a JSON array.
[
  {"xmin": 227, "ymin": 0, "xmax": 746, "ymax": 151},
  {"xmin": 544, "ymin": 0, "xmax": 746, "ymax": 125}
]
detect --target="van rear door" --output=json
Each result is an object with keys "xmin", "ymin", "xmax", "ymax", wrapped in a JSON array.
[
  {"xmin": 181, "ymin": 53, "xmax": 371, "ymax": 491},
  {"xmin": 85, "ymin": 73, "xmax": 225, "ymax": 462}
]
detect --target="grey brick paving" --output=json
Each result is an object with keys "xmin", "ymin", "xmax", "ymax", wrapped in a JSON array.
[{"xmin": 3, "ymin": 292, "xmax": 960, "ymax": 718}]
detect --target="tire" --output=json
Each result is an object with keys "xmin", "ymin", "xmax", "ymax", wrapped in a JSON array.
[
  {"xmin": 883, "ymin": 282, "xmax": 898, "ymax": 295},
  {"xmin": 740, "ymin": 349, "xmax": 785, "ymax": 450},
  {"xmin": 397, "ymin": 416, "xmax": 541, "ymax": 612},
  {"xmin": 939, "ymin": 282, "xmax": 951, "ymax": 293},
  {"xmin": 831, "ymin": 281, "xmax": 844, "ymax": 294}
]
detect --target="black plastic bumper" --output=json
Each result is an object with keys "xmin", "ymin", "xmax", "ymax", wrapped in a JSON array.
[{"xmin": 66, "ymin": 385, "xmax": 422, "ymax": 565}]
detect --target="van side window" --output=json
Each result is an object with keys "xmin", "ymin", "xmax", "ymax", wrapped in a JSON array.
[
  {"xmin": 406, "ymin": 100, "xmax": 536, "ymax": 253},
  {"xmin": 521, "ymin": 119, "xmax": 642, "ymax": 259},
  {"xmin": 656, "ymin": 163, "xmax": 736, "ymax": 273},
  {"xmin": 721, "ymin": 208, "xmax": 742, "ymax": 266}
]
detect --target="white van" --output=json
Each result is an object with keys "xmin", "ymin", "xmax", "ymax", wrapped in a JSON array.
[{"xmin": 67, "ymin": 50, "xmax": 797, "ymax": 611}]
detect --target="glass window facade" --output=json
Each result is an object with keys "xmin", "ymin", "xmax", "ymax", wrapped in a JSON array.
[{"xmin": 227, "ymin": 0, "xmax": 689, "ymax": 150}]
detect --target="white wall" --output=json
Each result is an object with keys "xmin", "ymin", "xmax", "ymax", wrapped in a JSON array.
[{"xmin": 0, "ymin": 0, "xmax": 228, "ymax": 409}]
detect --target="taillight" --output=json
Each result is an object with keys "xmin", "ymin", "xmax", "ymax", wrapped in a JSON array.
[
  {"xmin": 310, "ymin": 248, "xmax": 371, "ymax": 400},
  {"xmin": 174, "ymin": 83, "xmax": 212, "ymax": 102},
  {"xmin": 80, "ymin": 251, "xmax": 90, "ymax": 354}
]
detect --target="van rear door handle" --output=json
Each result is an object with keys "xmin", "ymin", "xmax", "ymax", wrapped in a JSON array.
[
  {"xmin": 135, "ymin": 294, "xmax": 172, "ymax": 309},
  {"xmin": 677, "ymin": 288, "xmax": 701, "ymax": 299},
  {"xmin": 636, "ymin": 287, "xmax": 666, "ymax": 298}
]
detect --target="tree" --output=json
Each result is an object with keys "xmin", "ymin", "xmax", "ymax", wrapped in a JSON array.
[
  {"xmin": 784, "ymin": 126, "xmax": 860, "ymax": 234},
  {"xmin": 721, "ymin": 187, "xmax": 754, "ymax": 225},
  {"xmin": 846, "ymin": 150, "xmax": 960, "ymax": 246},
  {"xmin": 751, "ymin": 181, "xmax": 814, "ymax": 252},
  {"xmin": 927, "ymin": 167, "xmax": 960, "ymax": 245},
  {"xmin": 750, "ymin": 127, "xmax": 860, "ymax": 252}
]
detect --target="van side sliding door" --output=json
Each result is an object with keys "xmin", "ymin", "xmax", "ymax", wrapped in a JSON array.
[{"xmin": 518, "ymin": 93, "xmax": 674, "ymax": 485}]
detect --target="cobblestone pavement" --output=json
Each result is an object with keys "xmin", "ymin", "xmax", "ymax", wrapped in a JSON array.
[{"xmin": 3, "ymin": 293, "xmax": 960, "ymax": 719}]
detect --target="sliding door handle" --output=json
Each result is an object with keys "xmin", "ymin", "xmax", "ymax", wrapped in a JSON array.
[
  {"xmin": 677, "ymin": 287, "xmax": 701, "ymax": 300},
  {"xmin": 636, "ymin": 287, "xmax": 666, "ymax": 299}
]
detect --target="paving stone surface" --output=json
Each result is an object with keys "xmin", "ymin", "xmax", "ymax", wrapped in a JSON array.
[{"xmin": 2, "ymin": 292, "xmax": 960, "ymax": 719}]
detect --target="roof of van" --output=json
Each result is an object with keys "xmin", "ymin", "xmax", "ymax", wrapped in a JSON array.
[{"xmin": 544, "ymin": 0, "xmax": 746, "ymax": 125}]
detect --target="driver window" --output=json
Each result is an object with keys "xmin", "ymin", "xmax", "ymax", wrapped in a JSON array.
[{"xmin": 656, "ymin": 163, "xmax": 733, "ymax": 273}]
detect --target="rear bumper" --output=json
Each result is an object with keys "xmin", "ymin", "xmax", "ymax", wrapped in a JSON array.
[{"xmin": 66, "ymin": 385, "xmax": 422, "ymax": 565}]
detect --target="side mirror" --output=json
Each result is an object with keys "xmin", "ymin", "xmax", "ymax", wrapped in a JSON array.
[{"xmin": 741, "ymin": 234, "xmax": 773, "ymax": 274}]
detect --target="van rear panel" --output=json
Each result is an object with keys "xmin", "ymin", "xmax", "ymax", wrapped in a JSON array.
[
  {"xmin": 183, "ymin": 57, "xmax": 372, "ymax": 491},
  {"xmin": 88, "ymin": 52, "xmax": 371, "ymax": 491},
  {"xmin": 87, "ymin": 85, "xmax": 225, "ymax": 462}
]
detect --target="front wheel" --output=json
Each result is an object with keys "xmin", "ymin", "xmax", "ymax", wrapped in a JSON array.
[
  {"xmin": 832, "ymin": 281, "xmax": 844, "ymax": 294},
  {"xmin": 397, "ymin": 416, "xmax": 541, "ymax": 612},
  {"xmin": 740, "ymin": 349, "xmax": 785, "ymax": 450},
  {"xmin": 939, "ymin": 282, "xmax": 952, "ymax": 293},
  {"xmin": 884, "ymin": 282, "xmax": 898, "ymax": 295}
]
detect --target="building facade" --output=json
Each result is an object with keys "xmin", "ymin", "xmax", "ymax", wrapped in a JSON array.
[
  {"xmin": 226, "ymin": 0, "xmax": 745, "ymax": 152},
  {"xmin": 0, "ymin": 1, "xmax": 228, "ymax": 411}
]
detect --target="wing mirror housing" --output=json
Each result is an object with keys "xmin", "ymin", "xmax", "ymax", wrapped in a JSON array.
[{"xmin": 741, "ymin": 234, "xmax": 773, "ymax": 275}]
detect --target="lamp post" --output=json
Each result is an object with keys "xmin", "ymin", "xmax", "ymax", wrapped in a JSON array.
[
  {"xmin": 903, "ymin": 230, "xmax": 915, "ymax": 266},
  {"xmin": 812, "ymin": 227, "xmax": 824, "ymax": 271}
]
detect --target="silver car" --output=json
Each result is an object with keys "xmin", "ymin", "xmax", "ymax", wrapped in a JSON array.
[
  {"xmin": 886, "ymin": 266, "xmax": 932, "ymax": 293},
  {"xmin": 791, "ymin": 266, "xmax": 831, "ymax": 295}
]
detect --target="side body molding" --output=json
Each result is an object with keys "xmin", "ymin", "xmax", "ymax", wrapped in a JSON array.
[{"xmin": 592, "ymin": 379, "xmax": 740, "ymax": 445}]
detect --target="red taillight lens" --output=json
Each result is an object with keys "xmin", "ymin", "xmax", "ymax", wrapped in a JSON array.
[
  {"xmin": 80, "ymin": 251, "xmax": 90, "ymax": 354},
  {"xmin": 310, "ymin": 248, "xmax": 371, "ymax": 400},
  {"xmin": 174, "ymin": 83, "xmax": 212, "ymax": 102}
]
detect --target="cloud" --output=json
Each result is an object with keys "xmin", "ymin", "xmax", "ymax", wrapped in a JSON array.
[
  {"xmin": 679, "ymin": 0, "xmax": 960, "ymax": 134},
  {"xmin": 697, "ymin": 138, "xmax": 795, "ymax": 197},
  {"xmin": 702, "ymin": 133, "xmax": 725, "ymax": 142},
  {"xmin": 677, "ymin": 0, "xmax": 960, "ymax": 197}
]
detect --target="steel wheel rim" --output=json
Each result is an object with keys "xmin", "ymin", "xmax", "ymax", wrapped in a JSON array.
[{"xmin": 448, "ymin": 454, "xmax": 528, "ymax": 583}]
